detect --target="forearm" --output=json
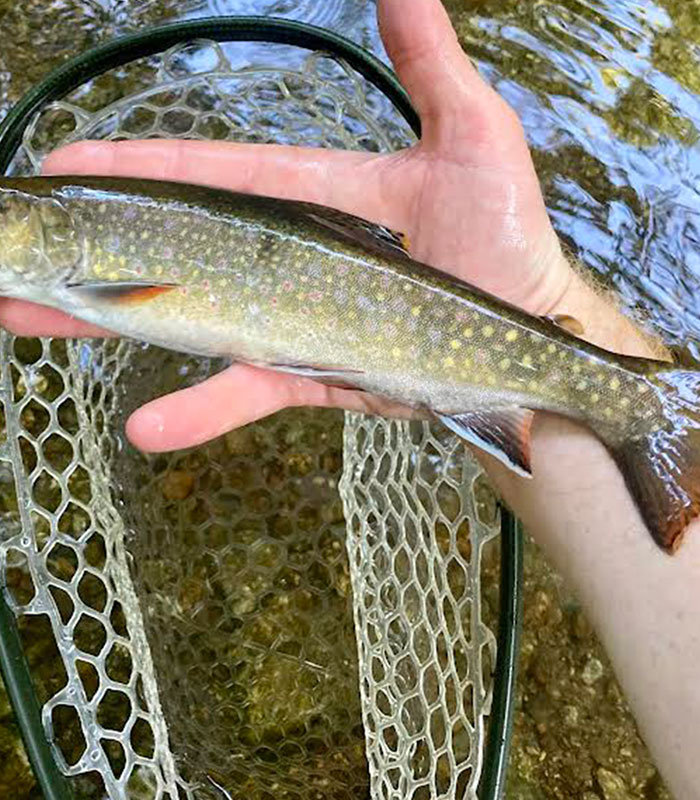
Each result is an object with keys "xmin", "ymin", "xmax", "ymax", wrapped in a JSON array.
[{"xmin": 484, "ymin": 267, "xmax": 700, "ymax": 800}]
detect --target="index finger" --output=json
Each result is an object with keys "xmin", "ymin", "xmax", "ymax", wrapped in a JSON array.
[
  {"xmin": 42, "ymin": 138, "xmax": 414, "ymax": 235},
  {"xmin": 0, "ymin": 299, "xmax": 112, "ymax": 338}
]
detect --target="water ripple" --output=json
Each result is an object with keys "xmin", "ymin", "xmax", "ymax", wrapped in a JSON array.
[{"xmin": 455, "ymin": 0, "xmax": 700, "ymax": 357}]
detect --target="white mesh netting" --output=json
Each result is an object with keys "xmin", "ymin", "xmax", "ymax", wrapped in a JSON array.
[{"xmin": 0, "ymin": 40, "xmax": 502, "ymax": 799}]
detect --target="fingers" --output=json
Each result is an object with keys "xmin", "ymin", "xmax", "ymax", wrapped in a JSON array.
[
  {"xmin": 0, "ymin": 299, "xmax": 112, "ymax": 338},
  {"xmin": 43, "ymin": 139, "xmax": 414, "ymax": 235},
  {"xmin": 126, "ymin": 363, "xmax": 413, "ymax": 452},
  {"xmin": 378, "ymin": 0, "xmax": 524, "ymax": 156}
]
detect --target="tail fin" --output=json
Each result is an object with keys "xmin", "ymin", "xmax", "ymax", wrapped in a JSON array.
[{"xmin": 610, "ymin": 370, "xmax": 700, "ymax": 553}]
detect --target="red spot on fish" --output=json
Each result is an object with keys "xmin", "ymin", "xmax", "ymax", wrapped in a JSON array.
[
  {"xmin": 283, "ymin": 280, "xmax": 293, "ymax": 292},
  {"xmin": 309, "ymin": 291, "xmax": 323, "ymax": 302},
  {"xmin": 271, "ymin": 297, "xmax": 278, "ymax": 306}
]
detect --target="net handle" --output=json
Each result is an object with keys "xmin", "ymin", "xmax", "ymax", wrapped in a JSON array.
[
  {"xmin": 0, "ymin": 16, "xmax": 420, "ymax": 173},
  {"xmin": 0, "ymin": 16, "xmax": 522, "ymax": 800}
]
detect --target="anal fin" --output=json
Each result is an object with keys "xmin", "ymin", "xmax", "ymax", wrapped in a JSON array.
[{"xmin": 437, "ymin": 408, "xmax": 534, "ymax": 477}]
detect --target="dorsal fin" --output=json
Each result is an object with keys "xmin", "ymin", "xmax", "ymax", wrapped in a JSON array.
[{"xmin": 299, "ymin": 204, "xmax": 411, "ymax": 259}]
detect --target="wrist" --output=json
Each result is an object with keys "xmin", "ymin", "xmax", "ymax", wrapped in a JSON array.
[{"xmin": 544, "ymin": 259, "xmax": 666, "ymax": 360}]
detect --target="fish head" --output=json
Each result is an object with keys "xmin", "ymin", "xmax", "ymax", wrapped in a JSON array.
[{"xmin": 0, "ymin": 187, "xmax": 82, "ymax": 294}]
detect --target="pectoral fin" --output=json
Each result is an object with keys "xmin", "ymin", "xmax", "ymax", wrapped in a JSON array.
[
  {"xmin": 437, "ymin": 408, "xmax": 535, "ymax": 477},
  {"xmin": 67, "ymin": 282, "xmax": 178, "ymax": 304}
]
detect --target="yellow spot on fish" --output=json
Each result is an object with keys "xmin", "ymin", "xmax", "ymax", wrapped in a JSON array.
[
  {"xmin": 638, "ymin": 383, "xmax": 647, "ymax": 394},
  {"xmin": 486, "ymin": 375, "xmax": 497, "ymax": 386},
  {"xmin": 539, "ymin": 353, "xmax": 548, "ymax": 362},
  {"xmin": 119, "ymin": 256, "xmax": 126, "ymax": 266},
  {"xmin": 98, "ymin": 203, "xmax": 106, "ymax": 214},
  {"xmin": 576, "ymin": 380, "xmax": 587, "ymax": 391},
  {"xmin": 392, "ymin": 347, "xmax": 401, "ymax": 358},
  {"xmin": 463, "ymin": 327, "xmax": 474, "ymax": 338},
  {"xmin": 528, "ymin": 380, "xmax": 539, "ymax": 391},
  {"xmin": 573, "ymin": 364, "xmax": 581, "ymax": 373},
  {"xmin": 522, "ymin": 354, "xmax": 533, "ymax": 367},
  {"xmin": 443, "ymin": 357, "xmax": 455, "ymax": 368},
  {"xmin": 107, "ymin": 271, "xmax": 119, "ymax": 281},
  {"xmin": 505, "ymin": 330, "xmax": 518, "ymax": 342},
  {"xmin": 499, "ymin": 358, "xmax": 511, "ymax": 370},
  {"xmin": 463, "ymin": 357, "xmax": 472, "ymax": 368},
  {"xmin": 141, "ymin": 231, "xmax": 149, "ymax": 240},
  {"xmin": 483, "ymin": 325, "xmax": 494, "ymax": 337},
  {"xmin": 547, "ymin": 344, "xmax": 556, "ymax": 354},
  {"xmin": 451, "ymin": 340, "xmax": 461, "ymax": 350},
  {"xmin": 591, "ymin": 393, "xmax": 600, "ymax": 403},
  {"xmin": 376, "ymin": 293, "xmax": 385, "ymax": 302},
  {"xmin": 412, "ymin": 306, "xmax": 421, "ymax": 317},
  {"xmin": 621, "ymin": 398, "xmax": 630, "ymax": 408},
  {"xmin": 604, "ymin": 407, "xmax": 613, "ymax": 418},
  {"xmin": 610, "ymin": 377, "xmax": 620, "ymax": 390}
]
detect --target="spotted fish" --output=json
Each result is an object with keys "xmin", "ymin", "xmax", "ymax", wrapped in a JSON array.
[{"xmin": 1, "ymin": 175, "xmax": 699, "ymax": 553}]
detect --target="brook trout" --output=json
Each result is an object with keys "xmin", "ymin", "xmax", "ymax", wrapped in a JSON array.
[{"xmin": 1, "ymin": 176, "xmax": 698, "ymax": 553}]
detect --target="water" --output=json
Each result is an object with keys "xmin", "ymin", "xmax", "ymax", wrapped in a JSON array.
[{"xmin": 446, "ymin": 0, "xmax": 700, "ymax": 361}]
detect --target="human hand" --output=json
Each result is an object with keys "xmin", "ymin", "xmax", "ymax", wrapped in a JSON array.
[{"xmin": 2, "ymin": 0, "xmax": 653, "ymax": 451}]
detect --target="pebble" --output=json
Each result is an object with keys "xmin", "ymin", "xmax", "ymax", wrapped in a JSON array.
[
  {"xmin": 597, "ymin": 767, "xmax": 633, "ymax": 800},
  {"xmin": 582, "ymin": 656, "xmax": 604, "ymax": 686},
  {"xmin": 161, "ymin": 470, "xmax": 195, "ymax": 500}
]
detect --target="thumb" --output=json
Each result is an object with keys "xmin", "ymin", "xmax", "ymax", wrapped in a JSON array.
[{"xmin": 378, "ymin": 0, "xmax": 520, "ymax": 153}]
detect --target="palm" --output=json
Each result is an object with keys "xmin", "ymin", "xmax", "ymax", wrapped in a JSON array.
[
  {"xmin": 391, "ymin": 144, "xmax": 564, "ymax": 311},
  {"xmin": 0, "ymin": 0, "xmax": 572, "ymax": 452}
]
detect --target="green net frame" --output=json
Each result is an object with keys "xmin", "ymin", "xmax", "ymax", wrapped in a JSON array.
[{"xmin": 0, "ymin": 17, "xmax": 522, "ymax": 800}]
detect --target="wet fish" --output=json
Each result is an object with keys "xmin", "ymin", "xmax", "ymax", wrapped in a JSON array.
[{"xmin": 1, "ymin": 175, "xmax": 699, "ymax": 553}]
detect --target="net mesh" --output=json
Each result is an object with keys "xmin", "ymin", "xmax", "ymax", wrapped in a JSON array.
[{"xmin": 0, "ymin": 40, "xmax": 502, "ymax": 799}]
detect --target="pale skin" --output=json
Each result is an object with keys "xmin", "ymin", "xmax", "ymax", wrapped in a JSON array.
[{"xmin": 2, "ymin": 0, "xmax": 698, "ymax": 795}]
